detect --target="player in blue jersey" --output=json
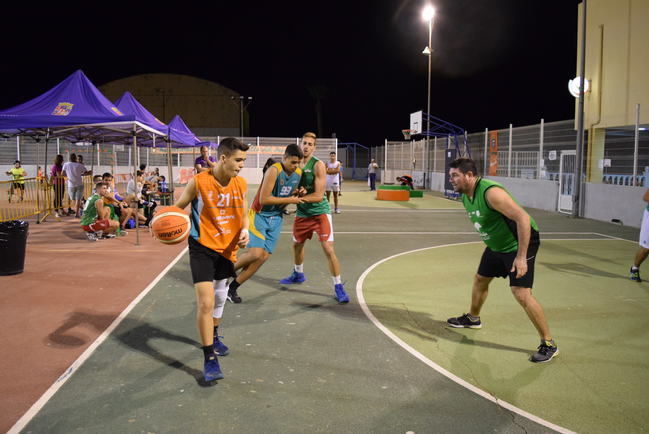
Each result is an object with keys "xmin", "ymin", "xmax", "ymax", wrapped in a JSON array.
[{"xmin": 227, "ymin": 144, "xmax": 305, "ymax": 303}]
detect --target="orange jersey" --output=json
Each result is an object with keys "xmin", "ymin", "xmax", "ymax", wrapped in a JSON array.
[{"xmin": 189, "ymin": 171, "xmax": 247, "ymax": 262}]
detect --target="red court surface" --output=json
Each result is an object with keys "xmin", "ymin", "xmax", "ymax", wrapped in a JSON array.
[{"xmin": 0, "ymin": 214, "xmax": 185, "ymax": 432}]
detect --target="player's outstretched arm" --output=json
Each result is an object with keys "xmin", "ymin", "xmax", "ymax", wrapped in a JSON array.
[
  {"xmin": 173, "ymin": 178, "xmax": 197, "ymax": 210},
  {"xmin": 486, "ymin": 187, "xmax": 531, "ymax": 278}
]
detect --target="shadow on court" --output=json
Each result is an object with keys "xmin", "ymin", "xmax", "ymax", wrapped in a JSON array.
[
  {"xmin": 47, "ymin": 311, "xmax": 214, "ymax": 387},
  {"xmin": 367, "ymin": 304, "xmax": 530, "ymax": 355}
]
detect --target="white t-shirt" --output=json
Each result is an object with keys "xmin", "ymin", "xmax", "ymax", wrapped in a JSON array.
[
  {"xmin": 326, "ymin": 161, "xmax": 340, "ymax": 184},
  {"xmin": 126, "ymin": 179, "xmax": 143, "ymax": 200},
  {"xmin": 62, "ymin": 162, "xmax": 87, "ymax": 187}
]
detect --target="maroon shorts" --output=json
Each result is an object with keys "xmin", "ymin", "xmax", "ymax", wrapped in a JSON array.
[
  {"xmin": 293, "ymin": 214, "xmax": 334, "ymax": 243},
  {"xmin": 82, "ymin": 219, "xmax": 111, "ymax": 232}
]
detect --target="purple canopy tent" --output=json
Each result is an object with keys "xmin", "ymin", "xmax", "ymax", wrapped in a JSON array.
[{"xmin": 0, "ymin": 71, "xmax": 166, "ymax": 244}]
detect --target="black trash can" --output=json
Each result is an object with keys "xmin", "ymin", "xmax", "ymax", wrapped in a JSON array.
[{"xmin": 0, "ymin": 220, "xmax": 29, "ymax": 275}]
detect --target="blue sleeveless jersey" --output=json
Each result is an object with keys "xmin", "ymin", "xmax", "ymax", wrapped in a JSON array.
[{"xmin": 251, "ymin": 162, "xmax": 302, "ymax": 216}]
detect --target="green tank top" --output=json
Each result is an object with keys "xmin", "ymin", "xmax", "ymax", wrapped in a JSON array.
[
  {"xmin": 80, "ymin": 194, "xmax": 101, "ymax": 226},
  {"xmin": 461, "ymin": 178, "xmax": 539, "ymax": 253},
  {"xmin": 297, "ymin": 156, "xmax": 331, "ymax": 217}
]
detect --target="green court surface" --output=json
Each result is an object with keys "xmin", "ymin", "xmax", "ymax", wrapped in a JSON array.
[
  {"xmin": 14, "ymin": 179, "xmax": 646, "ymax": 433},
  {"xmin": 338, "ymin": 189, "xmax": 464, "ymax": 210},
  {"xmin": 362, "ymin": 238, "xmax": 649, "ymax": 433}
]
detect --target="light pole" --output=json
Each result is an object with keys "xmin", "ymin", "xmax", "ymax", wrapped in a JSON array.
[
  {"xmin": 230, "ymin": 95, "xmax": 253, "ymax": 137},
  {"xmin": 422, "ymin": 5, "xmax": 435, "ymax": 183}
]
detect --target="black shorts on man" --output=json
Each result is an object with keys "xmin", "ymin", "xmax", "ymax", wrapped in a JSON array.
[
  {"xmin": 188, "ymin": 237, "xmax": 236, "ymax": 284},
  {"xmin": 477, "ymin": 241, "xmax": 540, "ymax": 288}
]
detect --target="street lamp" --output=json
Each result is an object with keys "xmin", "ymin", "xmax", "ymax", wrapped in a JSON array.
[
  {"xmin": 422, "ymin": 4, "xmax": 435, "ymax": 180},
  {"xmin": 230, "ymin": 95, "xmax": 253, "ymax": 137}
]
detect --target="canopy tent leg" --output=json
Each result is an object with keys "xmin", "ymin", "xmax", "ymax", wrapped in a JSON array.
[
  {"xmin": 132, "ymin": 126, "xmax": 140, "ymax": 246},
  {"xmin": 166, "ymin": 139, "xmax": 175, "ymax": 206}
]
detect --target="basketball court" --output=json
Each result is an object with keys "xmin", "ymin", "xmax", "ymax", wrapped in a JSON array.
[{"xmin": 2, "ymin": 180, "xmax": 647, "ymax": 433}]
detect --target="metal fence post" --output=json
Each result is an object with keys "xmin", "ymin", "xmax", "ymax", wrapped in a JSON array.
[
  {"xmin": 508, "ymin": 124, "xmax": 513, "ymax": 177},
  {"xmin": 57, "ymin": 138, "xmax": 60, "ymax": 155},
  {"xmin": 16, "ymin": 136, "xmax": 20, "ymax": 161},
  {"xmin": 433, "ymin": 136, "xmax": 437, "ymax": 172},
  {"xmin": 634, "ymin": 103, "xmax": 640, "ymax": 186},
  {"xmin": 538, "ymin": 119, "xmax": 544, "ymax": 179},
  {"xmin": 256, "ymin": 137, "xmax": 260, "ymax": 168}
]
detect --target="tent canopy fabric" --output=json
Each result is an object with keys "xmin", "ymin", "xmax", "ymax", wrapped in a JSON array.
[
  {"xmin": 0, "ymin": 70, "xmax": 165, "ymax": 142},
  {"xmin": 167, "ymin": 115, "xmax": 202, "ymax": 147},
  {"xmin": 115, "ymin": 91, "xmax": 168, "ymax": 135}
]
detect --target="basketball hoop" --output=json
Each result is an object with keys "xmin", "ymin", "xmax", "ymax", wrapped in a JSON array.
[{"xmin": 402, "ymin": 129, "xmax": 412, "ymax": 140}]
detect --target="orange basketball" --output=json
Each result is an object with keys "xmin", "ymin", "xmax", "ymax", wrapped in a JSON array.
[{"xmin": 151, "ymin": 206, "xmax": 191, "ymax": 245}]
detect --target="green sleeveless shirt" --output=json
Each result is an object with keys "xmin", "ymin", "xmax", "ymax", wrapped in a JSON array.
[
  {"xmin": 80, "ymin": 194, "xmax": 102, "ymax": 226},
  {"xmin": 461, "ymin": 178, "xmax": 539, "ymax": 253},
  {"xmin": 297, "ymin": 156, "xmax": 331, "ymax": 217}
]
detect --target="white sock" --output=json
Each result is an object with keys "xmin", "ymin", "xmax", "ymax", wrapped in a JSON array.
[
  {"xmin": 631, "ymin": 266, "xmax": 639, "ymax": 271},
  {"xmin": 294, "ymin": 264, "xmax": 304, "ymax": 273},
  {"xmin": 332, "ymin": 275, "xmax": 342, "ymax": 285}
]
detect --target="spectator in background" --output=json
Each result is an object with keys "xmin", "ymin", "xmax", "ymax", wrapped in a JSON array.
[
  {"xmin": 51, "ymin": 154, "xmax": 67, "ymax": 217},
  {"xmin": 6, "ymin": 160, "xmax": 27, "ymax": 202},
  {"xmin": 80, "ymin": 181, "xmax": 120, "ymax": 242},
  {"xmin": 629, "ymin": 189, "xmax": 649, "ymax": 282},
  {"xmin": 368, "ymin": 159, "xmax": 379, "ymax": 191},
  {"xmin": 158, "ymin": 176, "xmax": 169, "ymax": 193},
  {"xmin": 396, "ymin": 175, "xmax": 414, "ymax": 190},
  {"xmin": 62, "ymin": 153, "xmax": 92, "ymax": 218},
  {"xmin": 194, "ymin": 145, "xmax": 216, "ymax": 173},
  {"xmin": 126, "ymin": 170, "xmax": 155, "ymax": 226}
]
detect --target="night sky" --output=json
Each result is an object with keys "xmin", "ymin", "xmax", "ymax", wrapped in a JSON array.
[{"xmin": 1, "ymin": 1, "xmax": 579, "ymax": 146}]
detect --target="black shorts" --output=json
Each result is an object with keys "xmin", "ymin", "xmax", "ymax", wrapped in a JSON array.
[
  {"xmin": 477, "ymin": 242, "xmax": 540, "ymax": 288},
  {"xmin": 188, "ymin": 237, "xmax": 235, "ymax": 284},
  {"xmin": 12, "ymin": 182, "xmax": 24, "ymax": 190}
]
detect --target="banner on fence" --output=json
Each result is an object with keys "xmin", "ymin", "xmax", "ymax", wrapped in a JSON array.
[{"xmin": 488, "ymin": 131, "xmax": 499, "ymax": 176}]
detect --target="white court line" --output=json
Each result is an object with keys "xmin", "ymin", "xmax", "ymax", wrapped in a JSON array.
[
  {"xmin": 591, "ymin": 232, "xmax": 636, "ymax": 243},
  {"xmin": 8, "ymin": 247, "xmax": 189, "ymax": 434},
  {"xmin": 355, "ymin": 241, "xmax": 589, "ymax": 434}
]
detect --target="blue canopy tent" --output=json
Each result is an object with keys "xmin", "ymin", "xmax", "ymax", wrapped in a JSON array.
[{"xmin": 0, "ymin": 71, "xmax": 166, "ymax": 243}]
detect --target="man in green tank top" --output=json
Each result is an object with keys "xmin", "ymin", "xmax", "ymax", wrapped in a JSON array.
[
  {"xmin": 80, "ymin": 182, "xmax": 120, "ymax": 241},
  {"xmin": 279, "ymin": 132, "xmax": 349, "ymax": 303},
  {"xmin": 446, "ymin": 158, "xmax": 558, "ymax": 363}
]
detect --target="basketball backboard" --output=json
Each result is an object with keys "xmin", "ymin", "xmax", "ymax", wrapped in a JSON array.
[{"xmin": 410, "ymin": 110, "xmax": 423, "ymax": 135}]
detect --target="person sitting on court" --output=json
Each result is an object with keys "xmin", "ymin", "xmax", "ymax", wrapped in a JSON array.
[
  {"xmin": 396, "ymin": 175, "xmax": 414, "ymax": 190},
  {"xmin": 80, "ymin": 181, "xmax": 120, "ymax": 241},
  {"xmin": 126, "ymin": 170, "xmax": 155, "ymax": 226},
  {"xmin": 102, "ymin": 172, "xmax": 134, "ymax": 232},
  {"xmin": 158, "ymin": 176, "xmax": 169, "ymax": 193}
]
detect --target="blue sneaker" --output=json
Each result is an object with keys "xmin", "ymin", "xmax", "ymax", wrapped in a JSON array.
[
  {"xmin": 334, "ymin": 283, "xmax": 349, "ymax": 303},
  {"xmin": 203, "ymin": 355, "xmax": 224, "ymax": 381},
  {"xmin": 214, "ymin": 335, "xmax": 229, "ymax": 356},
  {"xmin": 279, "ymin": 271, "xmax": 306, "ymax": 284}
]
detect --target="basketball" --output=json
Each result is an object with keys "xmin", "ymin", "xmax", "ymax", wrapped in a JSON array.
[{"xmin": 151, "ymin": 206, "xmax": 190, "ymax": 245}]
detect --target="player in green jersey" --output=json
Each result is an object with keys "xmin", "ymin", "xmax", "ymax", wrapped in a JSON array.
[
  {"xmin": 446, "ymin": 158, "xmax": 558, "ymax": 363},
  {"xmin": 279, "ymin": 132, "xmax": 349, "ymax": 303}
]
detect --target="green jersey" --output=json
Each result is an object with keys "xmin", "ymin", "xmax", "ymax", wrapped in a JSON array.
[
  {"xmin": 80, "ymin": 194, "xmax": 102, "ymax": 226},
  {"xmin": 297, "ymin": 156, "xmax": 331, "ymax": 217},
  {"xmin": 461, "ymin": 178, "xmax": 539, "ymax": 253}
]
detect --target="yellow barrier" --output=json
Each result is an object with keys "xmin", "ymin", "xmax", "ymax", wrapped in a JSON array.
[{"xmin": 0, "ymin": 175, "xmax": 95, "ymax": 223}]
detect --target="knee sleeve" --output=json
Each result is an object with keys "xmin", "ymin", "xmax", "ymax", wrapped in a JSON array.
[{"xmin": 212, "ymin": 279, "xmax": 228, "ymax": 319}]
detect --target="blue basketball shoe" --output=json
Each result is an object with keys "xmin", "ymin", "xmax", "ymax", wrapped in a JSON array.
[
  {"xmin": 213, "ymin": 335, "xmax": 229, "ymax": 356},
  {"xmin": 279, "ymin": 271, "xmax": 306, "ymax": 284},
  {"xmin": 203, "ymin": 355, "xmax": 224, "ymax": 381},
  {"xmin": 334, "ymin": 283, "xmax": 349, "ymax": 303}
]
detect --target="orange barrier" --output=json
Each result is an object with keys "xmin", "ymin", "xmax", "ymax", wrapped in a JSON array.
[{"xmin": 376, "ymin": 189, "xmax": 410, "ymax": 201}]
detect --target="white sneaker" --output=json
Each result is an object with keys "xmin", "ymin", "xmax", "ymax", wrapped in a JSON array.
[
  {"xmin": 86, "ymin": 232, "xmax": 98, "ymax": 242},
  {"xmin": 334, "ymin": 209, "xmax": 341, "ymax": 214}
]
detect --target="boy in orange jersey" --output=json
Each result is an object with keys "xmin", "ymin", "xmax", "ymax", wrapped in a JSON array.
[{"xmin": 173, "ymin": 137, "xmax": 250, "ymax": 382}]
